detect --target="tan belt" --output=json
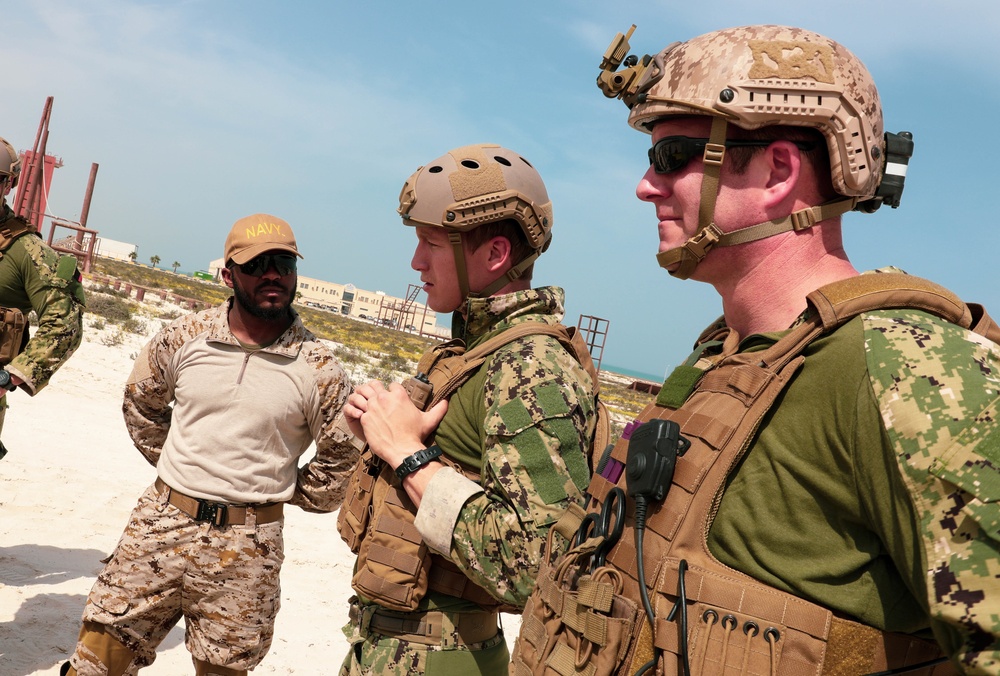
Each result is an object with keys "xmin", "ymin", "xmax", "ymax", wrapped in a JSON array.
[
  {"xmin": 155, "ymin": 477, "xmax": 283, "ymax": 527},
  {"xmin": 349, "ymin": 601, "xmax": 499, "ymax": 646}
]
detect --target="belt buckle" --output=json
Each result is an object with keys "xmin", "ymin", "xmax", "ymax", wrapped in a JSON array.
[
  {"xmin": 195, "ymin": 499, "xmax": 228, "ymax": 527},
  {"xmin": 349, "ymin": 599, "xmax": 375, "ymax": 638}
]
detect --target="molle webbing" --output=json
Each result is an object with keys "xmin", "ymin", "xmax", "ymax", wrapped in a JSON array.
[
  {"xmin": 513, "ymin": 273, "xmax": 980, "ymax": 676},
  {"xmin": 0, "ymin": 306, "xmax": 26, "ymax": 366},
  {"xmin": 0, "ymin": 215, "xmax": 36, "ymax": 254},
  {"xmin": 350, "ymin": 463, "xmax": 427, "ymax": 611}
]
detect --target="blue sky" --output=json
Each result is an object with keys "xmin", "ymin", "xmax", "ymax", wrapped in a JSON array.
[{"xmin": 5, "ymin": 1, "xmax": 998, "ymax": 379}]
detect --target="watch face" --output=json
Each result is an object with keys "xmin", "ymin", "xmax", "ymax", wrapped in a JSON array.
[{"xmin": 0, "ymin": 371, "xmax": 10, "ymax": 389}]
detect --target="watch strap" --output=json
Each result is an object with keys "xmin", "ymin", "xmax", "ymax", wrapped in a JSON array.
[{"xmin": 395, "ymin": 445, "xmax": 443, "ymax": 481}]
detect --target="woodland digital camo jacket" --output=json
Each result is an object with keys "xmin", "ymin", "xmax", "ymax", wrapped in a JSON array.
[
  {"xmin": 416, "ymin": 285, "xmax": 598, "ymax": 610},
  {"xmin": 0, "ymin": 204, "xmax": 83, "ymax": 394}
]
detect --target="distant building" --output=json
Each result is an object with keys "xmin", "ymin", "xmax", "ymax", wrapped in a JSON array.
[
  {"xmin": 296, "ymin": 276, "xmax": 446, "ymax": 338},
  {"xmin": 208, "ymin": 257, "xmax": 225, "ymax": 281},
  {"xmin": 94, "ymin": 237, "xmax": 138, "ymax": 262}
]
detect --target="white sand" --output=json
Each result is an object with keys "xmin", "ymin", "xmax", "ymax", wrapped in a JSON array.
[{"xmin": 0, "ymin": 304, "xmax": 522, "ymax": 675}]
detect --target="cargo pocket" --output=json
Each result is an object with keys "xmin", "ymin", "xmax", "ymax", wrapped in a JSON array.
[
  {"xmin": 83, "ymin": 578, "xmax": 132, "ymax": 624},
  {"xmin": 337, "ymin": 449, "xmax": 380, "ymax": 553},
  {"xmin": 351, "ymin": 462, "xmax": 431, "ymax": 611}
]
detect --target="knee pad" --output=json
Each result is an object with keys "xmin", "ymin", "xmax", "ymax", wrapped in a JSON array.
[{"xmin": 71, "ymin": 622, "xmax": 138, "ymax": 676}]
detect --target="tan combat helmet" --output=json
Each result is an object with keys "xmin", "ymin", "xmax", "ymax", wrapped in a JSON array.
[
  {"xmin": 597, "ymin": 25, "xmax": 913, "ymax": 279},
  {"xmin": 0, "ymin": 137, "xmax": 21, "ymax": 191},
  {"xmin": 398, "ymin": 143, "xmax": 553, "ymax": 300}
]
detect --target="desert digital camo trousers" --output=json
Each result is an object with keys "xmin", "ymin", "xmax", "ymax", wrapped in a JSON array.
[{"xmin": 70, "ymin": 483, "xmax": 284, "ymax": 675}]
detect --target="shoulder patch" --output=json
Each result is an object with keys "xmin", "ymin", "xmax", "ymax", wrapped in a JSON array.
[{"xmin": 483, "ymin": 335, "xmax": 584, "ymax": 437}]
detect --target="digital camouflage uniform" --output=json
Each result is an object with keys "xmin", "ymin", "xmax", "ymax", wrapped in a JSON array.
[
  {"xmin": 0, "ymin": 203, "xmax": 85, "ymax": 456},
  {"xmin": 704, "ymin": 270, "xmax": 1000, "ymax": 671},
  {"xmin": 341, "ymin": 286, "xmax": 596, "ymax": 676},
  {"xmin": 71, "ymin": 300, "xmax": 355, "ymax": 675}
]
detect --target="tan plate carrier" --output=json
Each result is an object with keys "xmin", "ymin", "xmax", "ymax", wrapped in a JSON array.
[
  {"xmin": 337, "ymin": 321, "xmax": 610, "ymax": 613},
  {"xmin": 511, "ymin": 274, "xmax": 998, "ymax": 676}
]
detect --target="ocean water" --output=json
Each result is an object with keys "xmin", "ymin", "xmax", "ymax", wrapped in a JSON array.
[{"xmin": 601, "ymin": 363, "xmax": 664, "ymax": 383}]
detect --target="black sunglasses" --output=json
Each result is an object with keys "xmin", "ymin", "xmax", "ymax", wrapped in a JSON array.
[
  {"xmin": 648, "ymin": 136, "xmax": 817, "ymax": 174},
  {"xmin": 233, "ymin": 253, "xmax": 297, "ymax": 277}
]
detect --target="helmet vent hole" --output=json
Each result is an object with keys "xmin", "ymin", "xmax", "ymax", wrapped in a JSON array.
[
  {"xmin": 520, "ymin": 157, "xmax": 534, "ymax": 168},
  {"xmin": 460, "ymin": 160, "xmax": 481, "ymax": 170},
  {"xmin": 494, "ymin": 156, "xmax": 512, "ymax": 167},
  {"xmin": 428, "ymin": 166, "xmax": 444, "ymax": 174}
]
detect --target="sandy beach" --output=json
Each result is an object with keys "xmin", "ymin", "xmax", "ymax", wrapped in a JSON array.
[{"xmin": 0, "ymin": 299, "xmax": 522, "ymax": 675}]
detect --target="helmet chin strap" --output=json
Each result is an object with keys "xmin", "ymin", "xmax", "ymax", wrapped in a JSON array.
[
  {"xmin": 448, "ymin": 231, "xmax": 472, "ymax": 302},
  {"xmin": 655, "ymin": 116, "xmax": 858, "ymax": 279}
]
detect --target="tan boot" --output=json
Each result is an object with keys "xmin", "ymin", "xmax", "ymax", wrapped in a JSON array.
[
  {"xmin": 69, "ymin": 621, "xmax": 138, "ymax": 676},
  {"xmin": 193, "ymin": 658, "xmax": 247, "ymax": 676}
]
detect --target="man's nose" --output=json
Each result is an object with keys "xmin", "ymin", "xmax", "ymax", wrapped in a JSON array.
[{"xmin": 636, "ymin": 164, "xmax": 672, "ymax": 202}]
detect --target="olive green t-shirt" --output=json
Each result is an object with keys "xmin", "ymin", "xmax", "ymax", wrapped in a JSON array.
[{"xmin": 708, "ymin": 315, "xmax": 927, "ymax": 633}]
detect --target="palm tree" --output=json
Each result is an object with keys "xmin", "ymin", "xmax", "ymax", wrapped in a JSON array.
[
  {"xmin": 171, "ymin": 261, "xmax": 181, "ymax": 274},
  {"xmin": 150, "ymin": 255, "xmax": 161, "ymax": 269},
  {"xmin": 128, "ymin": 250, "xmax": 138, "ymax": 264}
]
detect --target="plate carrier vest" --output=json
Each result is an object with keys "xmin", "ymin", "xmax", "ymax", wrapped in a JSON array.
[
  {"xmin": 0, "ymin": 210, "xmax": 35, "ymax": 364},
  {"xmin": 511, "ymin": 274, "xmax": 998, "ymax": 676},
  {"xmin": 337, "ymin": 321, "xmax": 610, "ymax": 613}
]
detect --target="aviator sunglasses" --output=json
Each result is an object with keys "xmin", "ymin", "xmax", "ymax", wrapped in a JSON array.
[
  {"xmin": 648, "ymin": 136, "xmax": 817, "ymax": 174},
  {"xmin": 234, "ymin": 253, "xmax": 298, "ymax": 277}
]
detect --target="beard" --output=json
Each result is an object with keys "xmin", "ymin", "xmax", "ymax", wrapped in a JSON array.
[{"xmin": 232, "ymin": 274, "xmax": 294, "ymax": 321}]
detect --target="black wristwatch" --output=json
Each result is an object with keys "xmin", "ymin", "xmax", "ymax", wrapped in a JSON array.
[
  {"xmin": 0, "ymin": 370, "xmax": 16, "ymax": 392},
  {"xmin": 394, "ymin": 445, "xmax": 443, "ymax": 481}
]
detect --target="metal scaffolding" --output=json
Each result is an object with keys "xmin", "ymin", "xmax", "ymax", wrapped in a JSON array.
[
  {"xmin": 377, "ymin": 283, "xmax": 427, "ymax": 334},
  {"xmin": 13, "ymin": 96, "xmax": 101, "ymax": 273},
  {"xmin": 577, "ymin": 314, "xmax": 609, "ymax": 373}
]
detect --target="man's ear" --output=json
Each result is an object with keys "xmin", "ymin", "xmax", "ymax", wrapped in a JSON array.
[
  {"xmin": 762, "ymin": 140, "xmax": 802, "ymax": 207},
  {"xmin": 220, "ymin": 266, "xmax": 235, "ymax": 289},
  {"xmin": 483, "ymin": 235, "xmax": 513, "ymax": 274}
]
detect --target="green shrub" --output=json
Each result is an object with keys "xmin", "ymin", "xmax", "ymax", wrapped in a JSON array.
[
  {"xmin": 91, "ymin": 283, "xmax": 126, "ymax": 297},
  {"xmin": 100, "ymin": 330, "xmax": 126, "ymax": 347},
  {"xmin": 333, "ymin": 345, "xmax": 365, "ymax": 365},
  {"xmin": 88, "ymin": 294, "xmax": 133, "ymax": 323},
  {"xmin": 122, "ymin": 317, "xmax": 147, "ymax": 335},
  {"xmin": 378, "ymin": 352, "xmax": 410, "ymax": 373}
]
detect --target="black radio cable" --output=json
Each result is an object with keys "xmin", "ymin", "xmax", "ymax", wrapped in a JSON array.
[
  {"xmin": 632, "ymin": 495, "xmax": 691, "ymax": 676},
  {"xmin": 633, "ymin": 493, "xmax": 657, "ymax": 676}
]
